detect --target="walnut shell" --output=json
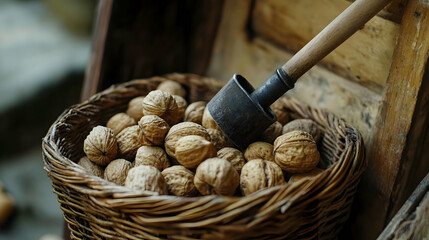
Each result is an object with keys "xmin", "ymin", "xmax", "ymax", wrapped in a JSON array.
[
  {"xmin": 282, "ymin": 119, "xmax": 322, "ymax": 142},
  {"xmin": 175, "ymin": 135, "xmax": 217, "ymax": 169},
  {"xmin": 104, "ymin": 159, "xmax": 132, "ymax": 185},
  {"xmin": 202, "ymin": 107, "xmax": 221, "ymax": 130},
  {"xmin": 207, "ymin": 128, "xmax": 231, "ymax": 150},
  {"xmin": 244, "ymin": 142, "xmax": 274, "ymax": 162},
  {"xmin": 116, "ymin": 125, "xmax": 150, "ymax": 160},
  {"xmin": 142, "ymin": 90, "xmax": 179, "ymax": 125},
  {"xmin": 270, "ymin": 99, "xmax": 289, "ymax": 125},
  {"xmin": 135, "ymin": 146, "xmax": 170, "ymax": 171},
  {"xmin": 106, "ymin": 113, "xmax": 137, "ymax": 135},
  {"xmin": 157, "ymin": 80, "xmax": 187, "ymax": 98},
  {"xmin": 164, "ymin": 122, "xmax": 211, "ymax": 158},
  {"xmin": 126, "ymin": 96, "xmax": 145, "ymax": 121},
  {"xmin": 273, "ymin": 131, "xmax": 320, "ymax": 173},
  {"xmin": 77, "ymin": 156, "xmax": 104, "ymax": 178},
  {"xmin": 184, "ymin": 101, "xmax": 206, "ymax": 124},
  {"xmin": 194, "ymin": 158, "xmax": 239, "ymax": 196},
  {"xmin": 217, "ymin": 147, "xmax": 246, "ymax": 173},
  {"xmin": 138, "ymin": 115, "xmax": 170, "ymax": 145},
  {"xmin": 162, "ymin": 165, "xmax": 198, "ymax": 197},
  {"xmin": 240, "ymin": 159, "xmax": 286, "ymax": 196},
  {"xmin": 289, "ymin": 168, "xmax": 324, "ymax": 183},
  {"xmin": 83, "ymin": 126, "xmax": 118, "ymax": 166},
  {"xmin": 125, "ymin": 165, "xmax": 168, "ymax": 194},
  {"xmin": 172, "ymin": 95, "xmax": 188, "ymax": 122},
  {"xmin": 261, "ymin": 121, "xmax": 283, "ymax": 144}
]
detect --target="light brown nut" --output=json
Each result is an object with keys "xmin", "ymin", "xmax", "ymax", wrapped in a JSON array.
[
  {"xmin": 261, "ymin": 121, "xmax": 283, "ymax": 144},
  {"xmin": 116, "ymin": 125, "xmax": 150, "ymax": 160},
  {"xmin": 126, "ymin": 96, "xmax": 145, "ymax": 121},
  {"xmin": 270, "ymin": 99, "xmax": 289, "ymax": 125},
  {"xmin": 240, "ymin": 159, "xmax": 286, "ymax": 196},
  {"xmin": 273, "ymin": 131, "xmax": 320, "ymax": 173},
  {"xmin": 77, "ymin": 156, "xmax": 104, "ymax": 178},
  {"xmin": 175, "ymin": 135, "xmax": 217, "ymax": 169},
  {"xmin": 138, "ymin": 115, "xmax": 170, "ymax": 145},
  {"xmin": 207, "ymin": 128, "xmax": 231, "ymax": 150},
  {"xmin": 104, "ymin": 159, "xmax": 132, "ymax": 185},
  {"xmin": 162, "ymin": 165, "xmax": 198, "ymax": 197},
  {"xmin": 172, "ymin": 95, "xmax": 188, "ymax": 123},
  {"xmin": 0, "ymin": 187, "xmax": 15, "ymax": 226},
  {"xmin": 217, "ymin": 147, "xmax": 246, "ymax": 173},
  {"xmin": 244, "ymin": 142, "xmax": 274, "ymax": 162},
  {"xmin": 83, "ymin": 126, "xmax": 118, "ymax": 166},
  {"xmin": 157, "ymin": 80, "xmax": 187, "ymax": 98},
  {"xmin": 135, "ymin": 146, "xmax": 170, "ymax": 171},
  {"xmin": 184, "ymin": 101, "xmax": 206, "ymax": 124},
  {"xmin": 282, "ymin": 119, "xmax": 322, "ymax": 142},
  {"xmin": 125, "ymin": 165, "xmax": 168, "ymax": 194},
  {"xmin": 194, "ymin": 158, "xmax": 239, "ymax": 196},
  {"xmin": 106, "ymin": 113, "xmax": 137, "ymax": 135},
  {"xmin": 289, "ymin": 168, "xmax": 324, "ymax": 183},
  {"xmin": 202, "ymin": 107, "xmax": 221, "ymax": 130},
  {"xmin": 142, "ymin": 90, "xmax": 179, "ymax": 125},
  {"xmin": 164, "ymin": 122, "xmax": 211, "ymax": 158}
]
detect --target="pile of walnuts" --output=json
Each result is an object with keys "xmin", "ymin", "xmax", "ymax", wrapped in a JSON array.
[{"xmin": 79, "ymin": 80, "xmax": 324, "ymax": 197}]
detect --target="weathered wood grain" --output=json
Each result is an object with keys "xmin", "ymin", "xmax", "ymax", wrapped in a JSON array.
[
  {"xmin": 354, "ymin": 0, "xmax": 429, "ymax": 239},
  {"xmin": 347, "ymin": 0, "xmax": 409, "ymax": 22},
  {"xmin": 252, "ymin": 0, "xmax": 400, "ymax": 92}
]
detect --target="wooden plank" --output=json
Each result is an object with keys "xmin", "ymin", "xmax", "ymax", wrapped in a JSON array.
[
  {"xmin": 353, "ymin": 0, "xmax": 429, "ymax": 239},
  {"xmin": 252, "ymin": 0, "xmax": 400, "ymax": 92}
]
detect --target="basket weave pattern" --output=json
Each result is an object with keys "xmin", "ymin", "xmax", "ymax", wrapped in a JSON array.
[{"xmin": 42, "ymin": 73, "xmax": 366, "ymax": 240}]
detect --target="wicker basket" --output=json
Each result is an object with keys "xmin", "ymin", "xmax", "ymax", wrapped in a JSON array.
[{"xmin": 42, "ymin": 73, "xmax": 366, "ymax": 240}]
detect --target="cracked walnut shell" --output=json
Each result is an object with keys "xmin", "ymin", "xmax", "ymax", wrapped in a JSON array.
[
  {"xmin": 164, "ymin": 122, "xmax": 211, "ymax": 158},
  {"xmin": 83, "ymin": 126, "xmax": 118, "ymax": 166},
  {"xmin": 104, "ymin": 159, "xmax": 132, "ymax": 185},
  {"xmin": 273, "ymin": 131, "xmax": 320, "ymax": 173},
  {"xmin": 142, "ymin": 90, "xmax": 179, "ymax": 125},
  {"xmin": 240, "ymin": 159, "xmax": 286, "ymax": 196},
  {"xmin": 194, "ymin": 158, "xmax": 239, "ymax": 196},
  {"xmin": 138, "ymin": 115, "xmax": 170, "ymax": 145},
  {"xmin": 175, "ymin": 135, "xmax": 217, "ymax": 169},
  {"xmin": 244, "ymin": 142, "xmax": 274, "ymax": 162},
  {"xmin": 125, "ymin": 165, "xmax": 168, "ymax": 195},
  {"xmin": 106, "ymin": 113, "xmax": 137, "ymax": 135},
  {"xmin": 162, "ymin": 165, "xmax": 198, "ymax": 197},
  {"xmin": 135, "ymin": 146, "xmax": 170, "ymax": 171}
]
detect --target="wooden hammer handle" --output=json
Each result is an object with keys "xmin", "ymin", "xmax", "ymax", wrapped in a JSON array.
[{"xmin": 282, "ymin": 0, "xmax": 392, "ymax": 81}]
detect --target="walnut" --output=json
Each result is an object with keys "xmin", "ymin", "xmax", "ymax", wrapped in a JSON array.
[
  {"xmin": 125, "ymin": 165, "xmax": 168, "ymax": 195},
  {"xmin": 135, "ymin": 146, "xmax": 170, "ymax": 171},
  {"xmin": 142, "ymin": 90, "xmax": 179, "ymax": 125},
  {"xmin": 77, "ymin": 156, "xmax": 104, "ymax": 178},
  {"xmin": 207, "ymin": 128, "xmax": 231, "ymax": 150},
  {"xmin": 83, "ymin": 126, "xmax": 118, "ymax": 166},
  {"xmin": 282, "ymin": 119, "xmax": 322, "ymax": 142},
  {"xmin": 106, "ymin": 113, "xmax": 137, "ymax": 135},
  {"xmin": 244, "ymin": 142, "xmax": 274, "ymax": 162},
  {"xmin": 202, "ymin": 107, "xmax": 220, "ymax": 130},
  {"xmin": 289, "ymin": 168, "xmax": 324, "ymax": 183},
  {"xmin": 164, "ymin": 122, "xmax": 211, "ymax": 158},
  {"xmin": 157, "ymin": 80, "xmax": 187, "ymax": 98},
  {"xmin": 270, "ymin": 99, "xmax": 289, "ymax": 125},
  {"xmin": 175, "ymin": 135, "xmax": 217, "ymax": 168},
  {"xmin": 184, "ymin": 101, "xmax": 206, "ymax": 124},
  {"xmin": 240, "ymin": 159, "xmax": 286, "ymax": 196},
  {"xmin": 273, "ymin": 131, "xmax": 320, "ymax": 173},
  {"xmin": 161, "ymin": 165, "xmax": 198, "ymax": 196},
  {"xmin": 0, "ymin": 185, "xmax": 15, "ymax": 226},
  {"xmin": 104, "ymin": 159, "xmax": 132, "ymax": 185},
  {"xmin": 126, "ymin": 96, "xmax": 145, "ymax": 121},
  {"xmin": 116, "ymin": 125, "xmax": 150, "ymax": 160},
  {"xmin": 138, "ymin": 115, "xmax": 170, "ymax": 145},
  {"xmin": 217, "ymin": 147, "xmax": 246, "ymax": 173},
  {"xmin": 172, "ymin": 95, "xmax": 188, "ymax": 122},
  {"xmin": 261, "ymin": 121, "xmax": 283, "ymax": 144},
  {"xmin": 194, "ymin": 158, "xmax": 239, "ymax": 196}
]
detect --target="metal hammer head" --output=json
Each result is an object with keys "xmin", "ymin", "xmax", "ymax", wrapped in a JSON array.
[{"xmin": 207, "ymin": 69, "xmax": 294, "ymax": 149}]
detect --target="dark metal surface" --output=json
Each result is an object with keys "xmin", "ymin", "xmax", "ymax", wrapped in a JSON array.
[{"xmin": 208, "ymin": 71, "xmax": 294, "ymax": 149}]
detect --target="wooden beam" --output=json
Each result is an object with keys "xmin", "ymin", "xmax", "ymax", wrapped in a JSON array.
[{"xmin": 352, "ymin": 0, "xmax": 429, "ymax": 239}]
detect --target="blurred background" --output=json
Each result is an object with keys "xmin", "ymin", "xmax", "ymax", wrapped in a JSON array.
[{"xmin": 0, "ymin": 0, "xmax": 97, "ymax": 239}]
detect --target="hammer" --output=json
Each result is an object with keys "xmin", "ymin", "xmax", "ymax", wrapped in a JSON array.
[{"xmin": 207, "ymin": 0, "xmax": 392, "ymax": 149}]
